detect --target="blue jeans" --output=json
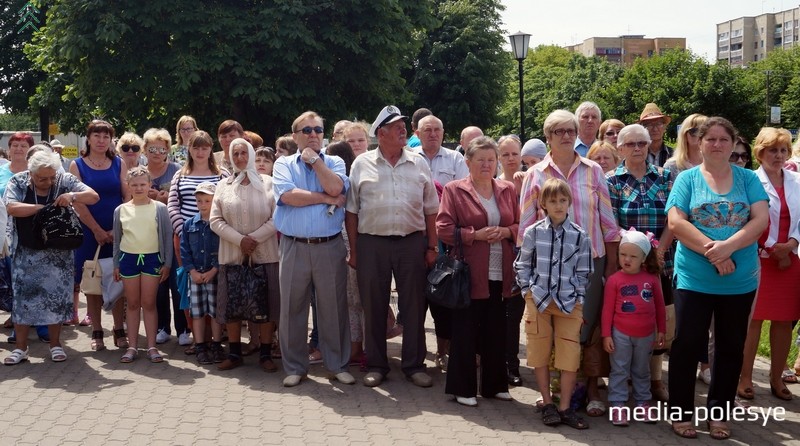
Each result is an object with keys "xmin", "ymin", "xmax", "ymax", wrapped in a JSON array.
[{"xmin": 608, "ymin": 327, "xmax": 654, "ymax": 404}]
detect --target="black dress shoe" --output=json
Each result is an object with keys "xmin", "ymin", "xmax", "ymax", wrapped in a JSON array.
[{"xmin": 508, "ymin": 370, "xmax": 523, "ymax": 386}]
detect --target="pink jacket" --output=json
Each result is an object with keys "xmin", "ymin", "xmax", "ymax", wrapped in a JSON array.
[{"xmin": 436, "ymin": 177, "xmax": 520, "ymax": 299}]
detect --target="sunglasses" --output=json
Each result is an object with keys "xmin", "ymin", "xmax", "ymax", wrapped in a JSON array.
[
  {"xmin": 729, "ymin": 152, "xmax": 750, "ymax": 162},
  {"xmin": 687, "ymin": 127, "xmax": 699, "ymax": 136},
  {"xmin": 622, "ymin": 141, "xmax": 649, "ymax": 149},
  {"xmin": 147, "ymin": 146, "xmax": 168, "ymax": 155},
  {"xmin": 604, "ymin": 130, "xmax": 619, "ymax": 136},
  {"xmin": 120, "ymin": 144, "xmax": 140, "ymax": 153},
  {"xmin": 297, "ymin": 126, "xmax": 324, "ymax": 135}
]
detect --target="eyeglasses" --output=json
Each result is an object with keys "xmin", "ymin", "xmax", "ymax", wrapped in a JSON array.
[
  {"xmin": 604, "ymin": 130, "xmax": 619, "ymax": 136},
  {"xmin": 179, "ymin": 127, "xmax": 196, "ymax": 132},
  {"xmin": 147, "ymin": 146, "xmax": 168, "ymax": 155},
  {"xmin": 643, "ymin": 121, "xmax": 665, "ymax": 130},
  {"xmin": 297, "ymin": 126, "xmax": 324, "ymax": 135},
  {"xmin": 621, "ymin": 141, "xmax": 649, "ymax": 149},
  {"xmin": 551, "ymin": 128, "xmax": 576, "ymax": 137},
  {"xmin": 687, "ymin": 127, "xmax": 699, "ymax": 136},
  {"xmin": 729, "ymin": 152, "xmax": 750, "ymax": 162},
  {"xmin": 120, "ymin": 144, "xmax": 140, "ymax": 153}
]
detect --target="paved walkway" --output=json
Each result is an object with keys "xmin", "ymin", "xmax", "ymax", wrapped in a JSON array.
[{"xmin": 1, "ymin": 306, "xmax": 798, "ymax": 445}]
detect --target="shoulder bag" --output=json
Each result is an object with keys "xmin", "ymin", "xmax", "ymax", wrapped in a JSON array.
[
  {"xmin": 32, "ymin": 175, "xmax": 84, "ymax": 250},
  {"xmin": 426, "ymin": 228, "xmax": 471, "ymax": 309}
]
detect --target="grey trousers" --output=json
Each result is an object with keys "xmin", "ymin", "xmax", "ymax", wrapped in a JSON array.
[
  {"xmin": 608, "ymin": 327, "xmax": 654, "ymax": 404},
  {"xmin": 357, "ymin": 232, "xmax": 427, "ymax": 377},
  {"xmin": 279, "ymin": 235, "xmax": 350, "ymax": 376}
]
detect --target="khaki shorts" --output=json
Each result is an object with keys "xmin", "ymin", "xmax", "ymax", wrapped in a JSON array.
[{"xmin": 524, "ymin": 295, "xmax": 583, "ymax": 372}]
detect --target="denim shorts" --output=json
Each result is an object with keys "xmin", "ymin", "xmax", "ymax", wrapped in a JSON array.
[{"xmin": 118, "ymin": 252, "xmax": 163, "ymax": 278}]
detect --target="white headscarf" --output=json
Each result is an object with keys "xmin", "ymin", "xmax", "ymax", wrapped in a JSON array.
[
  {"xmin": 619, "ymin": 227, "xmax": 657, "ymax": 256},
  {"xmin": 228, "ymin": 138, "xmax": 264, "ymax": 192}
]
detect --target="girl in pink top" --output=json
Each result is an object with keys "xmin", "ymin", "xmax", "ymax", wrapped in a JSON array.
[{"xmin": 602, "ymin": 229, "xmax": 666, "ymax": 426}]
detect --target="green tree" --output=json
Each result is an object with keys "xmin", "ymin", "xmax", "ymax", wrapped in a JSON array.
[
  {"xmin": 0, "ymin": 0, "xmax": 45, "ymax": 113},
  {"xmin": 407, "ymin": 0, "xmax": 507, "ymax": 138},
  {"xmin": 26, "ymin": 0, "xmax": 436, "ymax": 140},
  {"xmin": 601, "ymin": 49, "xmax": 759, "ymax": 138}
]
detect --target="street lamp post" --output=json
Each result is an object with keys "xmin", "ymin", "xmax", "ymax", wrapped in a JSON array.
[{"xmin": 509, "ymin": 31, "xmax": 531, "ymax": 140}]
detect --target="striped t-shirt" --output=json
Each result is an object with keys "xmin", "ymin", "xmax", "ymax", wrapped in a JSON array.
[{"xmin": 167, "ymin": 173, "xmax": 225, "ymax": 236}]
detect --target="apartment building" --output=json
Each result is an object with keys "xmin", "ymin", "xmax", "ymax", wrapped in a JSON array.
[
  {"xmin": 566, "ymin": 35, "xmax": 686, "ymax": 65},
  {"xmin": 717, "ymin": 7, "xmax": 800, "ymax": 66}
]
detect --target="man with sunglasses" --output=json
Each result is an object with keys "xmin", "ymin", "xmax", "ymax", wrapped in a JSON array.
[
  {"xmin": 637, "ymin": 103, "xmax": 673, "ymax": 168},
  {"xmin": 346, "ymin": 105, "xmax": 439, "ymax": 389},
  {"xmin": 273, "ymin": 111, "xmax": 353, "ymax": 388}
]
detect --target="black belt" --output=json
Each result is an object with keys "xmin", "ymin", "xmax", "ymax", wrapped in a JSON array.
[
  {"xmin": 284, "ymin": 233, "xmax": 340, "ymax": 244},
  {"xmin": 374, "ymin": 231, "xmax": 421, "ymax": 241}
]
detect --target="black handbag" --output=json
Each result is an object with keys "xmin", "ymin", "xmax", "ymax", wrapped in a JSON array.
[
  {"xmin": 216, "ymin": 256, "xmax": 270, "ymax": 323},
  {"xmin": 426, "ymin": 228, "xmax": 471, "ymax": 309},
  {"xmin": 32, "ymin": 175, "xmax": 84, "ymax": 250}
]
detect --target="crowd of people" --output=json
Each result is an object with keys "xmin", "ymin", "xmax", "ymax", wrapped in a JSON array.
[{"xmin": 0, "ymin": 100, "xmax": 796, "ymax": 441}]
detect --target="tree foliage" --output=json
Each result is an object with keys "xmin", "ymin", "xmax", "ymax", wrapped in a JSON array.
[
  {"xmin": 407, "ymin": 0, "xmax": 508, "ymax": 138},
  {"xmin": 25, "ymin": 0, "xmax": 436, "ymax": 140},
  {"xmin": 0, "ymin": 0, "xmax": 45, "ymax": 113}
]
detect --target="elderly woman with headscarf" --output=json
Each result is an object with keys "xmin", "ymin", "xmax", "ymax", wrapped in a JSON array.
[
  {"xmin": 4, "ymin": 151, "xmax": 99, "ymax": 364},
  {"xmin": 210, "ymin": 138, "xmax": 280, "ymax": 372}
]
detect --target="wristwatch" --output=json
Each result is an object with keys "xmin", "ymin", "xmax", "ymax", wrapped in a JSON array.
[
  {"xmin": 427, "ymin": 246, "xmax": 439, "ymax": 253},
  {"xmin": 309, "ymin": 156, "xmax": 319, "ymax": 165}
]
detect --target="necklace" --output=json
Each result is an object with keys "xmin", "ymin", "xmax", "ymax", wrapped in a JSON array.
[{"xmin": 87, "ymin": 155, "xmax": 108, "ymax": 168}]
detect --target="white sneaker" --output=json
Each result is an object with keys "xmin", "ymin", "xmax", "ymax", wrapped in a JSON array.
[
  {"xmin": 456, "ymin": 396, "xmax": 478, "ymax": 407},
  {"xmin": 155, "ymin": 329, "xmax": 170, "ymax": 344},
  {"xmin": 494, "ymin": 392, "xmax": 513, "ymax": 401},
  {"xmin": 697, "ymin": 368, "xmax": 711, "ymax": 385},
  {"xmin": 178, "ymin": 331, "xmax": 192, "ymax": 346}
]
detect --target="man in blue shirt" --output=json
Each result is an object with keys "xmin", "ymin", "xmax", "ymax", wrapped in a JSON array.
[
  {"xmin": 574, "ymin": 101, "xmax": 601, "ymax": 157},
  {"xmin": 272, "ymin": 111, "xmax": 354, "ymax": 387}
]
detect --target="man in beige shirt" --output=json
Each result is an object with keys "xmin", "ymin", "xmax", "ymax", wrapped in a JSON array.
[{"xmin": 345, "ymin": 105, "xmax": 439, "ymax": 388}]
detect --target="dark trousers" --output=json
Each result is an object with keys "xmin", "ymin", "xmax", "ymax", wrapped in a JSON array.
[
  {"xmin": 504, "ymin": 294, "xmax": 524, "ymax": 372},
  {"xmin": 428, "ymin": 301, "xmax": 451, "ymax": 340},
  {"xmin": 157, "ymin": 266, "xmax": 188, "ymax": 335},
  {"xmin": 668, "ymin": 288, "xmax": 755, "ymax": 421},
  {"xmin": 446, "ymin": 281, "xmax": 508, "ymax": 398},
  {"xmin": 357, "ymin": 232, "xmax": 427, "ymax": 376}
]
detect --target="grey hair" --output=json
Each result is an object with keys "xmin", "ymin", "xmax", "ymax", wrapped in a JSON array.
[
  {"xmin": 28, "ymin": 151, "xmax": 61, "ymax": 173},
  {"xmin": 575, "ymin": 101, "xmax": 602, "ymax": 121},
  {"xmin": 616, "ymin": 124, "xmax": 651, "ymax": 148},
  {"xmin": 26, "ymin": 144, "xmax": 54, "ymax": 160}
]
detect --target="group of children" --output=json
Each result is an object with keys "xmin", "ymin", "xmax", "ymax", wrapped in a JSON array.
[
  {"xmin": 111, "ymin": 149, "xmax": 278, "ymax": 364},
  {"xmin": 515, "ymin": 178, "xmax": 666, "ymax": 429}
]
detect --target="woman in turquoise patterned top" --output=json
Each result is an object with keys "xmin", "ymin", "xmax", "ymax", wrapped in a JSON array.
[{"xmin": 665, "ymin": 117, "xmax": 768, "ymax": 440}]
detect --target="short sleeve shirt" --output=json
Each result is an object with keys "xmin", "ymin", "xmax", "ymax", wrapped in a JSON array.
[{"xmin": 665, "ymin": 166, "xmax": 768, "ymax": 294}]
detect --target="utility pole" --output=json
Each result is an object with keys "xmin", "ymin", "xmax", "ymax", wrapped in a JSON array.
[{"xmin": 765, "ymin": 70, "xmax": 771, "ymax": 126}]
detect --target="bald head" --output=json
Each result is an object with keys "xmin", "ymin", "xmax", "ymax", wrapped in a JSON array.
[
  {"xmin": 417, "ymin": 115, "xmax": 444, "ymax": 153},
  {"xmin": 460, "ymin": 126, "xmax": 483, "ymax": 149}
]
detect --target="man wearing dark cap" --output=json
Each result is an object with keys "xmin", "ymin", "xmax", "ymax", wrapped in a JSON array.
[
  {"xmin": 346, "ymin": 105, "xmax": 439, "ymax": 388},
  {"xmin": 637, "ymin": 103, "xmax": 673, "ymax": 167}
]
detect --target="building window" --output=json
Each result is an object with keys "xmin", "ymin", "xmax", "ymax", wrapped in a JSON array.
[
  {"xmin": 761, "ymin": 27, "xmax": 765, "ymax": 34},
  {"xmin": 754, "ymin": 41, "xmax": 758, "ymax": 49},
  {"xmin": 719, "ymin": 45, "xmax": 729, "ymax": 52},
  {"xmin": 718, "ymin": 32, "xmax": 729, "ymax": 41},
  {"xmin": 732, "ymin": 28, "xmax": 743, "ymax": 37},
  {"xmin": 786, "ymin": 21, "xmax": 792, "ymax": 29},
  {"xmin": 761, "ymin": 40, "xmax": 765, "ymax": 47}
]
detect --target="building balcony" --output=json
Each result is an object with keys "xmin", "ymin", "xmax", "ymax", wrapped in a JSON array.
[
  {"xmin": 731, "ymin": 36, "xmax": 743, "ymax": 44},
  {"xmin": 730, "ymin": 49, "xmax": 743, "ymax": 58}
]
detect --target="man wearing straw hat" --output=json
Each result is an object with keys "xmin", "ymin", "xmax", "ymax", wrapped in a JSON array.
[{"xmin": 636, "ymin": 103, "xmax": 673, "ymax": 168}]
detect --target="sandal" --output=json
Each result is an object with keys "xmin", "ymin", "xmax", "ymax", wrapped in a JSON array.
[
  {"xmin": 707, "ymin": 421, "xmax": 730, "ymax": 440},
  {"xmin": 50, "ymin": 346, "xmax": 67, "ymax": 362},
  {"xmin": 147, "ymin": 347, "xmax": 164, "ymax": 363},
  {"xmin": 586, "ymin": 399, "xmax": 606, "ymax": 417},
  {"xmin": 672, "ymin": 421, "xmax": 698, "ymax": 439},
  {"xmin": 184, "ymin": 344, "xmax": 197, "ymax": 355},
  {"xmin": 782, "ymin": 368, "xmax": 798, "ymax": 384},
  {"xmin": 113, "ymin": 328, "xmax": 129, "ymax": 349},
  {"xmin": 308, "ymin": 348, "xmax": 323, "ymax": 364},
  {"xmin": 4, "ymin": 348, "xmax": 28, "ymax": 365},
  {"xmin": 771, "ymin": 383, "xmax": 793, "ymax": 401},
  {"xmin": 736, "ymin": 387, "xmax": 754, "ymax": 400},
  {"xmin": 541, "ymin": 403, "xmax": 561, "ymax": 426},
  {"xmin": 79, "ymin": 314, "xmax": 92, "ymax": 326},
  {"xmin": 120, "ymin": 348, "xmax": 137, "ymax": 363},
  {"xmin": 91, "ymin": 330, "xmax": 106, "ymax": 351},
  {"xmin": 559, "ymin": 408, "xmax": 589, "ymax": 430}
]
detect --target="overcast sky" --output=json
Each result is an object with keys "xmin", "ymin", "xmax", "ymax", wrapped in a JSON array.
[{"xmin": 500, "ymin": 0, "xmax": 790, "ymax": 61}]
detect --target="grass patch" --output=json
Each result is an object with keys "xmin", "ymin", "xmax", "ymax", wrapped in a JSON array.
[{"xmin": 757, "ymin": 321, "xmax": 799, "ymax": 365}]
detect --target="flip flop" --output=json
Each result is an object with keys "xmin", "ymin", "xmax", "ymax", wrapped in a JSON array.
[
  {"xmin": 50, "ymin": 346, "xmax": 67, "ymax": 362},
  {"xmin": 586, "ymin": 400, "xmax": 606, "ymax": 417},
  {"xmin": 782, "ymin": 368, "xmax": 798, "ymax": 384}
]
